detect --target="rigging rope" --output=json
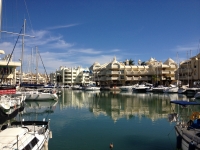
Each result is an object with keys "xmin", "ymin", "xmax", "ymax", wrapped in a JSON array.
[
  {"xmin": 0, "ymin": 24, "xmax": 23, "ymax": 84},
  {"xmin": 23, "ymin": 0, "xmax": 34, "ymax": 34},
  {"xmin": 37, "ymin": 50, "xmax": 50, "ymax": 83}
]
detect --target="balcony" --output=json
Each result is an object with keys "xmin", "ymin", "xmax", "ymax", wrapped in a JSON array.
[
  {"xmin": 109, "ymin": 65, "xmax": 119, "ymax": 69},
  {"xmin": 106, "ymin": 77, "xmax": 120, "ymax": 80},
  {"xmin": 125, "ymin": 71, "xmax": 132, "ymax": 75},
  {"xmin": 179, "ymin": 68, "xmax": 192, "ymax": 73},
  {"xmin": 125, "ymin": 76, "xmax": 133, "ymax": 80},
  {"xmin": 161, "ymin": 71, "xmax": 170, "ymax": 74},
  {"xmin": 106, "ymin": 71, "xmax": 120, "ymax": 75}
]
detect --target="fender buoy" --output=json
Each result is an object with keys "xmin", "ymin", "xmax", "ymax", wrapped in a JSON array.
[
  {"xmin": 188, "ymin": 141, "xmax": 195, "ymax": 150},
  {"xmin": 176, "ymin": 135, "xmax": 182, "ymax": 149}
]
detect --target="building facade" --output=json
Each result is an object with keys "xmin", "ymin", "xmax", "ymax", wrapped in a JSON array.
[
  {"xmin": 0, "ymin": 50, "xmax": 21, "ymax": 85},
  {"xmin": 176, "ymin": 53, "xmax": 200, "ymax": 87},
  {"xmin": 55, "ymin": 66, "xmax": 92, "ymax": 86},
  {"xmin": 89, "ymin": 57, "xmax": 178, "ymax": 87},
  {"xmin": 16, "ymin": 71, "xmax": 49, "ymax": 84}
]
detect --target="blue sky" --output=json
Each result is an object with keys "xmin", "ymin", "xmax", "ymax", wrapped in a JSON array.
[{"xmin": 0, "ymin": 0, "xmax": 200, "ymax": 74}]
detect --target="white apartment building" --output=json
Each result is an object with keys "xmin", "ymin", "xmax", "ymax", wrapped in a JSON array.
[
  {"xmin": 16, "ymin": 71, "xmax": 48, "ymax": 84},
  {"xmin": 55, "ymin": 66, "xmax": 92, "ymax": 86},
  {"xmin": 89, "ymin": 57, "xmax": 178, "ymax": 87},
  {"xmin": 176, "ymin": 53, "xmax": 200, "ymax": 87},
  {"xmin": 0, "ymin": 50, "xmax": 21, "ymax": 85}
]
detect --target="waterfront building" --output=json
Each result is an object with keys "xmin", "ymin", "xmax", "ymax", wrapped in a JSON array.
[
  {"xmin": 89, "ymin": 57, "xmax": 178, "ymax": 87},
  {"xmin": 55, "ymin": 66, "xmax": 92, "ymax": 86},
  {"xmin": 16, "ymin": 71, "xmax": 49, "ymax": 84},
  {"xmin": 0, "ymin": 50, "xmax": 21, "ymax": 85},
  {"xmin": 176, "ymin": 53, "xmax": 200, "ymax": 87},
  {"xmin": 49, "ymin": 72, "xmax": 57, "ymax": 85}
]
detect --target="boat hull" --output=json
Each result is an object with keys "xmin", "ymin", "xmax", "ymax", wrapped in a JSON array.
[{"xmin": 175, "ymin": 125, "xmax": 200, "ymax": 150}]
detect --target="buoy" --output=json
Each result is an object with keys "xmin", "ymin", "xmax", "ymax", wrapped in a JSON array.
[
  {"xmin": 44, "ymin": 141, "xmax": 48, "ymax": 150},
  {"xmin": 176, "ymin": 135, "xmax": 182, "ymax": 149},
  {"xmin": 188, "ymin": 141, "xmax": 195, "ymax": 150},
  {"xmin": 110, "ymin": 143, "xmax": 113, "ymax": 149},
  {"xmin": 49, "ymin": 131, "xmax": 52, "ymax": 138}
]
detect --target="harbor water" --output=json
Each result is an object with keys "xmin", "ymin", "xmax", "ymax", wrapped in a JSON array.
[{"xmin": 14, "ymin": 89, "xmax": 200, "ymax": 150}]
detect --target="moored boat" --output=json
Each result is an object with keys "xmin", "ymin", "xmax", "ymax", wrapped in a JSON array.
[
  {"xmin": 16, "ymin": 90, "xmax": 58, "ymax": 101},
  {"xmin": 0, "ymin": 119, "xmax": 52, "ymax": 150},
  {"xmin": 163, "ymin": 84, "xmax": 178, "ymax": 93},
  {"xmin": 170, "ymin": 100, "xmax": 200, "ymax": 150},
  {"xmin": 119, "ymin": 85, "xmax": 136, "ymax": 92},
  {"xmin": 85, "ymin": 86, "xmax": 100, "ymax": 91},
  {"xmin": 133, "ymin": 83, "xmax": 152, "ymax": 93}
]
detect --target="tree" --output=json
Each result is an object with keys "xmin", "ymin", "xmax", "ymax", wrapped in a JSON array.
[
  {"xmin": 141, "ymin": 61, "xmax": 146, "ymax": 66},
  {"xmin": 123, "ymin": 59, "xmax": 135, "ymax": 65}
]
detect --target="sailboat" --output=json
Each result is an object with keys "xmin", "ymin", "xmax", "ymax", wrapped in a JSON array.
[{"xmin": 17, "ymin": 47, "xmax": 58, "ymax": 101}]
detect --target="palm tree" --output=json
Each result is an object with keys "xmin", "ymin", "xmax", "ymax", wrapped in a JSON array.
[
  {"xmin": 123, "ymin": 59, "xmax": 135, "ymax": 65},
  {"xmin": 141, "ymin": 61, "xmax": 146, "ymax": 66}
]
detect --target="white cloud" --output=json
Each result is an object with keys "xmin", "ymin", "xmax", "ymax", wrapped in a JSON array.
[
  {"xmin": 0, "ymin": 29, "xmax": 125, "ymax": 73},
  {"xmin": 47, "ymin": 24, "xmax": 79, "ymax": 30},
  {"xmin": 68, "ymin": 48, "xmax": 102, "ymax": 54}
]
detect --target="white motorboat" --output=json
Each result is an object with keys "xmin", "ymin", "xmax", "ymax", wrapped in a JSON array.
[
  {"xmin": 16, "ymin": 90, "xmax": 58, "ymax": 101},
  {"xmin": 178, "ymin": 84, "xmax": 189, "ymax": 94},
  {"xmin": 119, "ymin": 85, "xmax": 134, "ymax": 92},
  {"xmin": 84, "ymin": 86, "xmax": 100, "ymax": 91},
  {"xmin": 152, "ymin": 85, "xmax": 167, "ymax": 93},
  {"xmin": 133, "ymin": 83, "xmax": 152, "ymax": 93},
  {"xmin": 71, "ymin": 85, "xmax": 81, "ymax": 90},
  {"xmin": 163, "ymin": 84, "xmax": 178, "ymax": 93},
  {"xmin": 0, "ymin": 119, "xmax": 52, "ymax": 150}
]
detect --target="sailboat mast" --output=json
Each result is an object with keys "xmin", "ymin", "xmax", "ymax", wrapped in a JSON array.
[
  {"xmin": 0, "ymin": 0, "xmax": 2, "ymax": 33},
  {"xmin": 36, "ymin": 46, "xmax": 38, "ymax": 84},
  {"xmin": 20, "ymin": 19, "xmax": 26, "ymax": 85},
  {"xmin": 187, "ymin": 51, "xmax": 189, "ymax": 86},
  {"xmin": 30, "ymin": 48, "xmax": 33, "ymax": 84},
  {"xmin": 177, "ymin": 52, "xmax": 179, "ymax": 85}
]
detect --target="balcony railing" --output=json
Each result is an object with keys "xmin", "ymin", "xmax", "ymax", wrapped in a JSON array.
[
  {"xmin": 106, "ymin": 71, "xmax": 120, "ymax": 75},
  {"xmin": 106, "ymin": 77, "xmax": 120, "ymax": 80}
]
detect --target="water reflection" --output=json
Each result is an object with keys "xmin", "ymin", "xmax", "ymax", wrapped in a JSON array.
[
  {"xmin": 21, "ymin": 100, "xmax": 58, "ymax": 120},
  {"xmin": 58, "ymin": 89, "xmax": 191, "ymax": 122}
]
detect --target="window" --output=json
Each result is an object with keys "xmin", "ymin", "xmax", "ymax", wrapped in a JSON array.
[
  {"xmin": 23, "ymin": 144, "xmax": 31, "ymax": 150},
  {"xmin": 31, "ymin": 137, "xmax": 39, "ymax": 148}
]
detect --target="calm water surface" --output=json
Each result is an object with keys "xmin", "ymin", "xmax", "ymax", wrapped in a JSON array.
[{"xmin": 19, "ymin": 90, "xmax": 200, "ymax": 150}]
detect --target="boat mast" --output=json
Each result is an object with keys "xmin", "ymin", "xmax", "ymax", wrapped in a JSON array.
[
  {"xmin": 177, "ymin": 52, "xmax": 179, "ymax": 86},
  {"xmin": 20, "ymin": 19, "xmax": 26, "ymax": 85},
  {"xmin": 0, "ymin": 0, "xmax": 2, "ymax": 34},
  {"xmin": 31, "ymin": 48, "xmax": 33, "ymax": 84},
  {"xmin": 36, "ymin": 46, "xmax": 38, "ymax": 84},
  {"xmin": 187, "ymin": 51, "xmax": 189, "ymax": 87}
]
